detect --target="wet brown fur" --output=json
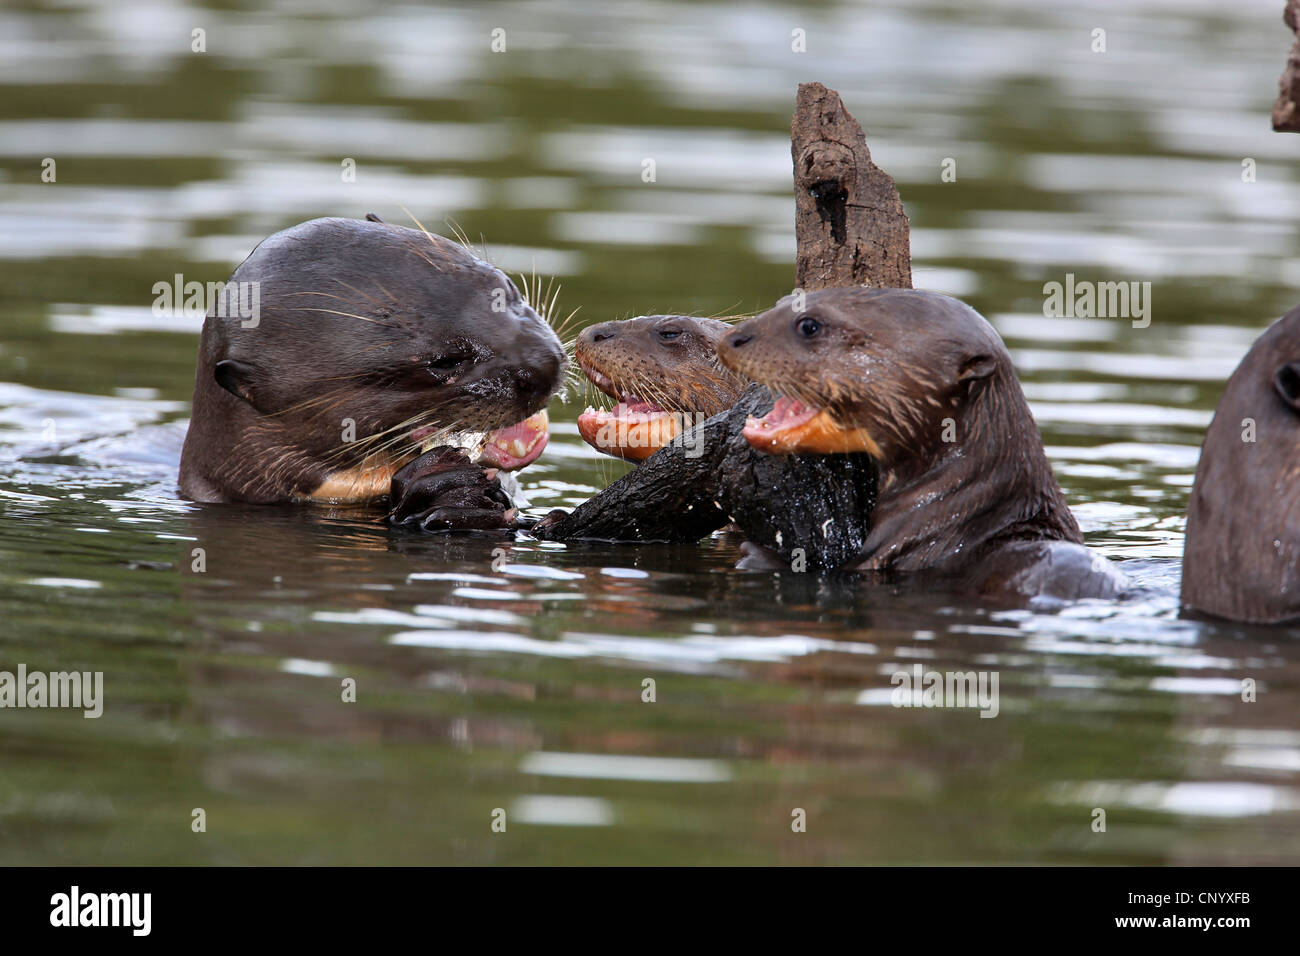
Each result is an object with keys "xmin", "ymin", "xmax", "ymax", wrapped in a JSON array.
[
  {"xmin": 574, "ymin": 315, "xmax": 749, "ymax": 418},
  {"xmin": 179, "ymin": 217, "xmax": 566, "ymax": 504},
  {"xmin": 719, "ymin": 288, "xmax": 1119, "ymax": 600},
  {"xmin": 1182, "ymin": 306, "xmax": 1300, "ymax": 624}
]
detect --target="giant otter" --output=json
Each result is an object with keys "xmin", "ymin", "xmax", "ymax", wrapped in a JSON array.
[
  {"xmin": 718, "ymin": 287, "xmax": 1126, "ymax": 603},
  {"xmin": 1182, "ymin": 306, "xmax": 1300, "ymax": 624},
  {"xmin": 179, "ymin": 216, "xmax": 564, "ymax": 517},
  {"xmin": 574, "ymin": 314, "xmax": 748, "ymax": 460}
]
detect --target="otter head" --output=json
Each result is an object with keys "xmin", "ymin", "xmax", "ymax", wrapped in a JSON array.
[
  {"xmin": 718, "ymin": 288, "xmax": 1003, "ymax": 482},
  {"xmin": 179, "ymin": 217, "xmax": 565, "ymax": 503},
  {"xmin": 574, "ymin": 314, "xmax": 748, "ymax": 461},
  {"xmin": 1183, "ymin": 307, "xmax": 1300, "ymax": 624},
  {"xmin": 718, "ymin": 287, "xmax": 1080, "ymax": 570}
]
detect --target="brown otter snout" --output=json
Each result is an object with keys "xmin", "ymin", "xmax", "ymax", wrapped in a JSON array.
[{"xmin": 719, "ymin": 288, "xmax": 1003, "ymax": 471}]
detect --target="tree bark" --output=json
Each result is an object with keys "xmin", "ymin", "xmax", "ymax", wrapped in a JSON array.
[
  {"xmin": 532, "ymin": 408, "xmax": 735, "ymax": 545},
  {"xmin": 792, "ymin": 82, "xmax": 912, "ymax": 290},
  {"xmin": 533, "ymin": 386, "xmax": 877, "ymax": 568}
]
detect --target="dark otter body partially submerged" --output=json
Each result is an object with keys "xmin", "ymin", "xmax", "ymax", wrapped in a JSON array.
[
  {"xmin": 1182, "ymin": 307, "xmax": 1300, "ymax": 624},
  {"xmin": 574, "ymin": 314, "xmax": 748, "ymax": 460},
  {"xmin": 719, "ymin": 287, "xmax": 1125, "ymax": 603},
  {"xmin": 179, "ymin": 216, "xmax": 564, "ymax": 507}
]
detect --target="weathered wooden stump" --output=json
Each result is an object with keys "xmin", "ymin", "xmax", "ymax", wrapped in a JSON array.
[{"xmin": 792, "ymin": 82, "xmax": 912, "ymax": 290}]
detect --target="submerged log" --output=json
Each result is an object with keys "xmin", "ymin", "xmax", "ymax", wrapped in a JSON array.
[
  {"xmin": 533, "ymin": 407, "xmax": 735, "ymax": 545},
  {"xmin": 714, "ymin": 389, "xmax": 877, "ymax": 569},
  {"xmin": 536, "ymin": 84, "xmax": 909, "ymax": 568},
  {"xmin": 534, "ymin": 386, "xmax": 876, "ymax": 568}
]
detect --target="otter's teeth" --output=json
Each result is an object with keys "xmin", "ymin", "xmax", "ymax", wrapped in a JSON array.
[{"xmin": 510, "ymin": 439, "xmax": 528, "ymax": 458}]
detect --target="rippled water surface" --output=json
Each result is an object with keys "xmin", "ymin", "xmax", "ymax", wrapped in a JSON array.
[{"xmin": 2, "ymin": 0, "xmax": 1300, "ymax": 864}]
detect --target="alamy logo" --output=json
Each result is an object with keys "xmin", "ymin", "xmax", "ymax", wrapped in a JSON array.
[
  {"xmin": 890, "ymin": 663, "xmax": 999, "ymax": 718},
  {"xmin": 1042, "ymin": 273, "xmax": 1151, "ymax": 328},
  {"xmin": 0, "ymin": 664, "xmax": 102, "ymax": 718},
  {"xmin": 152, "ymin": 274, "xmax": 261, "ymax": 327},
  {"xmin": 50, "ymin": 886, "xmax": 151, "ymax": 936}
]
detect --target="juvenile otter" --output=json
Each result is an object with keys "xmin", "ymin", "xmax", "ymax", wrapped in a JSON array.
[
  {"xmin": 574, "ymin": 315, "xmax": 748, "ymax": 460},
  {"xmin": 1182, "ymin": 307, "xmax": 1300, "ymax": 624},
  {"xmin": 179, "ymin": 217, "xmax": 564, "ymax": 508},
  {"xmin": 719, "ymin": 287, "xmax": 1125, "ymax": 603}
]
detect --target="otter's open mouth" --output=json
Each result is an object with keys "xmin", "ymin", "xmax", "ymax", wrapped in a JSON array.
[
  {"xmin": 577, "ymin": 400, "xmax": 681, "ymax": 462},
  {"xmin": 479, "ymin": 410, "xmax": 550, "ymax": 470},
  {"xmin": 411, "ymin": 409, "xmax": 550, "ymax": 471},
  {"xmin": 743, "ymin": 396, "xmax": 879, "ymax": 456},
  {"xmin": 576, "ymin": 360, "xmax": 680, "ymax": 461}
]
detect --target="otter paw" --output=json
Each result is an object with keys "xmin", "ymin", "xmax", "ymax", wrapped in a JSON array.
[
  {"xmin": 387, "ymin": 446, "xmax": 516, "ymax": 532},
  {"xmin": 528, "ymin": 509, "xmax": 570, "ymax": 536}
]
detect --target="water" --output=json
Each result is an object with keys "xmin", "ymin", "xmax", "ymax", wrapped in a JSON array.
[{"xmin": 2, "ymin": 0, "xmax": 1299, "ymax": 864}]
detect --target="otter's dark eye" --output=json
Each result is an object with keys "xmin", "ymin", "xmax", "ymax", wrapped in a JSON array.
[
  {"xmin": 427, "ymin": 354, "xmax": 466, "ymax": 372},
  {"xmin": 796, "ymin": 316, "xmax": 822, "ymax": 338},
  {"xmin": 657, "ymin": 328, "xmax": 682, "ymax": 341}
]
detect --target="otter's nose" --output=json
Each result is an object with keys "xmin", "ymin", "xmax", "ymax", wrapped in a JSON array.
[
  {"xmin": 725, "ymin": 331, "xmax": 753, "ymax": 349},
  {"xmin": 515, "ymin": 349, "xmax": 562, "ymax": 404},
  {"xmin": 579, "ymin": 323, "xmax": 618, "ymax": 346},
  {"xmin": 514, "ymin": 366, "xmax": 548, "ymax": 404}
]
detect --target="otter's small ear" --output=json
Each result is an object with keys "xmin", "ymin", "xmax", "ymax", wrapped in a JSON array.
[
  {"xmin": 958, "ymin": 353, "xmax": 997, "ymax": 383},
  {"xmin": 1274, "ymin": 361, "xmax": 1300, "ymax": 412},
  {"xmin": 214, "ymin": 359, "xmax": 260, "ymax": 408}
]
